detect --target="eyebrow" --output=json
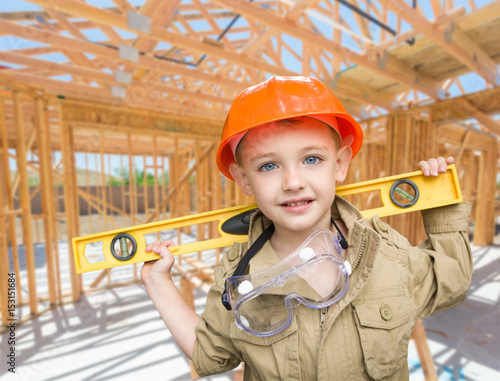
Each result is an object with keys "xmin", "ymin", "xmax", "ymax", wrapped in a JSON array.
[
  {"xmin": 300, "ymin": 145, "xmax": 330, "ymax": 152},
  {"xmin": 247, "ymin": 145, "xmax": 329, "ymax": 163},
  {"xmin": 248, "ymin": 152, "xmax": 275, "ymax": 164}
]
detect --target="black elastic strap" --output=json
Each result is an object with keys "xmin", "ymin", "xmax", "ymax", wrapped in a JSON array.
[
  {"xmin": 232, "ymin": 223, "xmax": 275, "ymax": 277},
  {"xmin": 222, "ymin": 223, "xmax": 275, "ymax": 310},
  {"xmin": 331, "ymin": 217, "xmax": 349, "ymax": 250}
]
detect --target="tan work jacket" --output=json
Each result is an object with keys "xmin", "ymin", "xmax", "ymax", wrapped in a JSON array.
[{"xmin": 193, "ymin": 196, "xmax": 473, "ymax": 380}]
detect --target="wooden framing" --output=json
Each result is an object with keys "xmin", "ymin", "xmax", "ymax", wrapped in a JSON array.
[
  {"xmin": 13, "ymin": 92, "xmax": 38, "ymax": 314},
  {"xmin": 0, "ymin": 84, "xmax": 495, "ymax": 323},
  {"xmin": 0, "ymin": 1, "xmax": 498, "ymax": 114},
  {"xmin": 0, "ymin": 3, "xmax": 499, "ymax": 378}
]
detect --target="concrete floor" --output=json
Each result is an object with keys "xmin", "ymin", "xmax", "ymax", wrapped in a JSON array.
[
  {"xmin": 1, "ymin": 242, "xmax": 499, "ymax": 380},
  {"xmin": 407, "ymin": 244, "xmax": 500, "ymax": 381}
]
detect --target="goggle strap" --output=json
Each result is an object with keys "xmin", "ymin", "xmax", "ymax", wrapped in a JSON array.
[
  {"xmin": 222, "ymin": 223, "xmax": 275, "ymax": 310},
  {"xmin": 331, "ymin": 218, "xmax": 348, "ymax": 250}
]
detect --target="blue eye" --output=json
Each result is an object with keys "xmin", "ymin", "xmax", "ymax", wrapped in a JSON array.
[
  {"xmin": 260, "ymin": 163, "xmax": 277, "ymax": 172},
  {"xmin": 304, "ymin": 156, "xmax": 320, "ymax": 164}
]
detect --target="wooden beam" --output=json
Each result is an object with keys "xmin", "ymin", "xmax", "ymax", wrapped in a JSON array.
[
  {"xmin": 34, "ymin": 98, "xmax": 58, "ymax": 305},
  {"xmin": 208, "ymin": 0, "xmax": 442, "ymax": 97},
  {"xmin": 23, "ymin": 0, "xmax": 298, "ymax": 77},
  {"xmin": 211, "ymin": 4, "xmax": 393, "ymax": 109},
  {"xmin": 0, "ymin": 100, "xmax": 24, "ymax": 306},
  {"xmin": 58, "ymin": 104, "xmax": 81, "ymax": 300},
  {"xmin": 422, "ymin": 86, "xmax": 500, "ymax": 126},
  {"xmin": 126, "ymin": 0, "xmax": 181, "ymax": 80},
  {"xmin": 454, "ymin": 98, "xmax": 500, "ymax": 136},
  {"xmin": 145, "ymin": 143, "xmax": 214, "ymax": 223},
  {"xmin": 377, "ymin": 0, "xmax": 498, "ymax": 85},
  {"xmin": 363, "ymin": 6, "xmax": 466, "ymax": 57},
  {"xmin": 0, "ymin": 51, "xmax": 233, "ymax": 106},
  {"xmin": 438, "ymin": 124, "xmax": 497, "ymax": 151},
  {"xmin": 0, "ymin": 100, "xmax": 13, "ymax": 327},
  {"xmin": 13, "ymin": 92, "xmax": 38, "ymax": 314},
  {"xmin": 349, "ymin": 0, "xmax": 374, "ymax": 46},
  {"xmin": 110, "ymin": 0, "xmax": 136, "ymax": 13},
  {"xmin": 411, "ymin": 319, "xmax": 439, "ymax": 380},
  {"xmin": 284, "ymin": 0, "xmax": 321, "ymax": 21},
  {"xmin": 1, "ymin": 70, "xmax": 225, "ymax": 121},
  {"xmin": 0, "ymin": 20, "xmax": 247, "ymax": 93}
]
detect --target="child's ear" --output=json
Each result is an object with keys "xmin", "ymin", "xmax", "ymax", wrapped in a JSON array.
[
  {"xmin": 229, "ymin": 163, "xmax": 254, "ymax": 196},
  {"xmin": 335, "ymin": 145, "xmax": 352, "ymax": 183}
]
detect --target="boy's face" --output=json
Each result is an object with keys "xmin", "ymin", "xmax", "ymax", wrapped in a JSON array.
[{"xmin": 229, "ymin": 118, "xmax": 352, "ymax": 236}]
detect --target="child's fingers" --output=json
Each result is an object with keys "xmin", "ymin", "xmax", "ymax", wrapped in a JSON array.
[
  {"xmin": 159, "ymin": 244, "xmax": 175, "ymax": 260},
  {"xmin": 150, "ymin": 245, "xmax": 175, "ymax": 272},
  {"xmin": 417, "ymin": 160, "xmax": 430, "ymax": 176},
  {"xmin": 418, "ymin": 158, "xmax": 438, "ymax": 176},
  {"xmin": 436, "ymin": 156, "xmax": 449, "ymax": 173},
  {"xmin": 145, "ymin": 240, "xmax": 176, "ymax": 254},
  {"xmin": 427, "ymin": 158, "xmax": 439, "ymax": 176},
  {"xmin": 145, "ymin": 241, "xmax": 160, "ymax": 253},
  {"xmin": 142, "ymin": 244, "xmax": 176, "ymax": 277},
  {"xmin": 419, "ymin": 156, "xmax": 455, "ymax": 176},
  {"xmin": 160, "ymin": 240, "xmax": 175, "ymax": 248}
]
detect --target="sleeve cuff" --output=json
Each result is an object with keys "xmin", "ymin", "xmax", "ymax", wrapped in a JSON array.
[{"xmin": 421, "ymin": 201, "xmax": 473, "ymax": 234}]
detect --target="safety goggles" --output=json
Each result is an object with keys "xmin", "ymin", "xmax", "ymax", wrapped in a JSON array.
[{"xmin": 222, "ymin": 228, "xmax": 351, "ymax": 337}]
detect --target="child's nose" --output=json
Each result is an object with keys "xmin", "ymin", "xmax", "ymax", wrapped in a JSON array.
[{"xmin": 282, "ymin": 167, "xmax": 305, "ymax": 192}]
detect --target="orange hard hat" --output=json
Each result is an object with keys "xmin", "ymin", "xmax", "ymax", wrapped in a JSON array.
[{"xmin": 216, "ymin": 76, "xmax": 363, "ymax": 180}]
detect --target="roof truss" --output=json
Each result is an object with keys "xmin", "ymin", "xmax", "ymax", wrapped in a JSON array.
[{"xmin": 0, "ymin": 0, "xmax": 498, "ymax": 130}]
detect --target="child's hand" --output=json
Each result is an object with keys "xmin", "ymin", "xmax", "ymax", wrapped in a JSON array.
[
  {"xmin": 418, "ymin": 156, "xmax": 454, "ymax": 177},
  {"xmin": 141, "ymin": 240, "xmax": 176, "ymax": 285}
]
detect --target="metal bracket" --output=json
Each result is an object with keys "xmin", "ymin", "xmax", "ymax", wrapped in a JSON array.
[
  {"xmin": 115, "ymin": 70, "xmax": 132, "ymax": 85},
  {"xmin": 127, "ymin": 11, "xmax": 151, "ymax": 35},
  {"xmin": 119, "ymin": 45, "xmax": 139, "ymax": 63}
]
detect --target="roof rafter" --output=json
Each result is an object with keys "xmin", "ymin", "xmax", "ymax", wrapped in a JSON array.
[
  {"xmin": 208, "ymin": 0, "xmax": 442, "ymax": 98},
  {"xmin": 0, "ymin": 51, "xmax": 232, "ymax": 106},
  {"xmin": 209, "ymin": 1, "xmax": 394, "ymax": 109},
  {"xmin": 377, "ymin": 0, "xmax": 499, "ymax": 85},
  {"xmin": 125, "ymin": 0, "xmax": 181, "ymax": 81},
  {"xmin": 24, "ymin": 0, "xmax": 299, "ymax": 77},
  {"xmin": 0, "ymin": 20, "xmax": 247, "ymax": 93}
]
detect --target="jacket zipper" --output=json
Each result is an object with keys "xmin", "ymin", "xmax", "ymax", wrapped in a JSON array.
[{"xmin": 350, "ymin": 232, "xmax": 366, "ymax": 272}]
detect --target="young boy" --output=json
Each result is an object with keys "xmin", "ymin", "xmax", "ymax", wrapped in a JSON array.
[{"xmin": 142, "ymin": 76, "xmax": 472, "ymax": 380}]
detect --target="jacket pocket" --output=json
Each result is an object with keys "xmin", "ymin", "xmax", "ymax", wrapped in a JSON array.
[
  {"xmin": 352, "ymin": 291, "xmax": 413, "ymax": 380},
  {"xmin": 229, "ymin": 304, "xmax": 300, "ymax": 380}
]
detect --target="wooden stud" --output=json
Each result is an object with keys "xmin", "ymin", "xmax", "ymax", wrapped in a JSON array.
[
  {"xmin": 35, "ymin": 98, "xmax": 57, "ymax": 305},
  {"xmin": 58, "ymin": 106, "xmax": 81, "ymax": 300},
  {"xmin": 0, "ymin": 99, "xmax": 23, "ymax": 305},
  {"xmin": 99, "ymin": 132, "xmax": 108, "ymax": 231},
  {"xmin": 13, "ymin": 92, "xmax": 38, "ymax": 314},
  {"xmin": 127, "ymin": 134, "xmax": 137, "ymax": 224},
  {"xmin": 0, "ymin": 103, "xmax": 12, "ymax": 326},
  {"xmin": 411, "ymin": 319, "xmax": 438, "ymax": 381}
]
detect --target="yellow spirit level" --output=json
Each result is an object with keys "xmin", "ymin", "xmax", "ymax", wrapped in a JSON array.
[{"xmin": 73, "ymin": 165, "xmax": 462, "ymax": 273}]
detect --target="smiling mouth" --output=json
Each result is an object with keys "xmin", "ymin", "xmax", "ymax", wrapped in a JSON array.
[{"xmin": 281, "ymin": 200, "xmax": 313, "ymax": 207}]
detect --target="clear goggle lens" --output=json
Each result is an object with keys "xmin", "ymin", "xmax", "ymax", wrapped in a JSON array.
[{"xmin": 225, "ymin": 229, "xmax": 350, "ymax": 337}]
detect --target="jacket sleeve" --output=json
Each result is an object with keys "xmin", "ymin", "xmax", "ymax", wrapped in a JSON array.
[
  {"xmin": 193, "ymin": 286, "xmax": 242, "ymax": 376},
  {"xmin": 192, "ymin": 244, "xmax": 245, "ymax": 377},
  {"xmin": 408, "ymin": 201, "xmax": 473, "ymax": 318}
]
